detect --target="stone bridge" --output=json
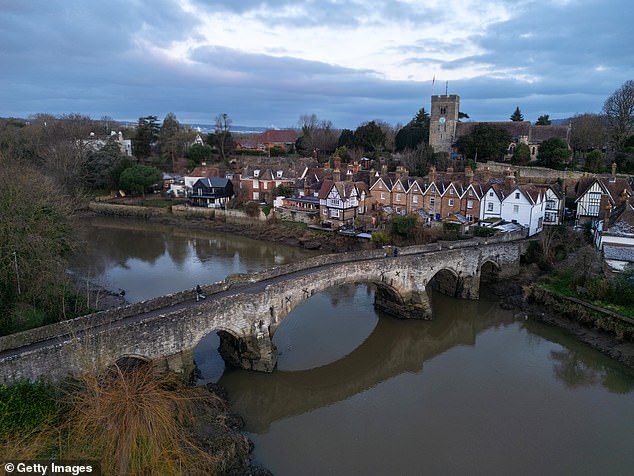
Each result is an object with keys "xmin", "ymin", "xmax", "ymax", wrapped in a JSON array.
[{"xmin": 0, "ymin": 236, "xmax": 527, "ymax": 384}]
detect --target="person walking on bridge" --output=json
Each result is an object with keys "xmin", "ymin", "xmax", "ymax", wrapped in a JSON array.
[{"xmin": 196, "ymin": 284, "xmax": 206, "ymax": 302}]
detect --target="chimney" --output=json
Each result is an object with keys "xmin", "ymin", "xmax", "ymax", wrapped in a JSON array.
[
  {"xmin": 483, "ymin": 166, "xmax": 490, "ymax": 183},
  {"xmin": 334, "ymin": 157, "xmax": 341, "ymax": 171},
  {"xmin": 612, "ymin": 162, "xmax": 617, "ymax": 177},
  {"xmin": 353, "ymin": 161, "xmax": 360, "ymax": 173},
  {"xmin": 381, "ymin": 164, "xmax": 388, "ymax": 176},
  {"xmin": 429, "ymin": 165, "xmax": 437, "ymax": 183},
  {"xmin": 465, "ymin": 165, "xmax": 474, "ymax": 184},
  {"xmin": 504, "ymin": 168, "xmax": 516, "ymax": 187},
  {"xmin": 621, "ymin": 188, "xmax": 628, "ymax": 205},
  {"xmin": 346, "ymin": 166, "xmax": 353, "ymax": 181},
  {"xmin": 333, "ymin": 167, "xmax": 341, "ymax": 182}
]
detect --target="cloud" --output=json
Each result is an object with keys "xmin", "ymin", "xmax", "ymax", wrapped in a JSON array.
[{"xmin": 0, "ymin": 0, "xmax": 632, "ymax": 129}]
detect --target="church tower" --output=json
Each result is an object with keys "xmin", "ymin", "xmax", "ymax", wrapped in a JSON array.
[{"xmin": 429, "ymin": 94, "xmax": 460, "ymax": 154}]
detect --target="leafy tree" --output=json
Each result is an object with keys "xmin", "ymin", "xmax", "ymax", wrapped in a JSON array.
[
  {"xmin": 510, "ymin": 107, "xmax": 524, "ymax": 122},
  {"xmin": 187, "ymin": 143, "xmax": 213, "ymax": 167},
  {"xmin": 273, "ymin": 184, "xmax": 293, "ymax": 198},
  {"xmin": 538, "ymin": 138, "xmax": 572, "ymax": 169},
  {"xmin": 337, "ymin": 129, "xmax": 355, "ymax": 148},
  {"xmin": 133, "ymin": 116, "xmax": 160, "ymax": 159},
  {"xmin": 583, "ymin": 150, "xmax": 606, "ymax": 173},
  {"xmin": 111, "ymin": 157, "xmax": 134, "ymax": 189},
  {"xmin": 391, "ymin": 215, "xmax": 417, "ymax": 238},
  {"xmin": 603, "ymin": 80, "xmax": 634, "ymax": 152},
  {"xmin": 353, "ymin": 121, "xmax": 386, "ymax": 153},
  {"xmin": 83, "ymin": 138, "xmax": 125, "ymax": 189},
  {"xmin": 511, "ymin": 143, "xmax": 531, "ymax": 165},
  {"xmin": 570, "ymin": 113, "xmax": 608, "ymax": 155},
  {"xmin": 455, "ymin": 123, "xmax": 511, "ymax": 161},
  {"xmin": 335, "ymin": 145, "xmax": 351, "ymax": 161},
  {"xmin": 395, "ymin": 108, "xmax": 430, "ymax": 151},
  {"xmin": 458, "ymin": 112, "xmax": 470, "ymax": 120},
  {"xmin": 536, "ymin": 114, "xmax": 551, "ymax": 125},
  {"xmin": 119, "ymin": 164, "xmax": 162, "ymax": 197}
]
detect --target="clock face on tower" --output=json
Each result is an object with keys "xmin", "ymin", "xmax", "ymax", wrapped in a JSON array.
[{"xmin": 439, "ymin": 117, "xmax": 446, "ymax": 124}]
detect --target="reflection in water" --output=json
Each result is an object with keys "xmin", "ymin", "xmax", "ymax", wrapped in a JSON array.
[
  {"xmin": 524, "ymin": 320, "xmax": 634, "ymax": 394},
  {"xmin": 69, "ymin": 216, "xmax": 318, "ymax": 303},
  {"xmin": 69, "ymin": 219, "xmax": 634, "ymax": 475},
  {"xmin": 218, "ymin": 284, "xmax": 634, "ymax": 476}
]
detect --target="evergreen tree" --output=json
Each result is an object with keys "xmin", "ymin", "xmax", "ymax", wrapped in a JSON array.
[
  {"xmin": 510, "ymin": 107, "xmax": 524, "ymax": 122},
  {"xmin": 536, "ymin": 114, "xmax": 551, "ymax": 125}
]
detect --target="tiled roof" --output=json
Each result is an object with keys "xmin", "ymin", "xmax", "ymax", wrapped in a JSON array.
[{"xmin": 260, "ymin": 129, "xmax": 299, "ymax": 144}]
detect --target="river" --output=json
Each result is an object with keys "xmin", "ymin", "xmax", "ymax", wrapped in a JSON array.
[{"xmin": 70, "ymin": 216, "xmax": 634, "ymax": 476}]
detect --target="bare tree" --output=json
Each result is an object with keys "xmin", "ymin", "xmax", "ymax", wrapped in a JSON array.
[
  {"xmin": 570, "ymin": 113, "xmax": 608, "ymax": 155},
  {"xmin": 214, "ymin": 113, "xmax": 232, "ymax": 161},
  {"xmin": 603, "ymin": 80, "xmax": 634, "ymax": 152}
]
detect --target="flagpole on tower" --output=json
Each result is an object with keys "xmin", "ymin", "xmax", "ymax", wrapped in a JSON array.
[
  {"xmin": 445, "ymin": 81, "xmax": 448, "ymax": 96},
  {"xmin": 432, "ymin": 75, "xmax": 436, "ymax": 96}
]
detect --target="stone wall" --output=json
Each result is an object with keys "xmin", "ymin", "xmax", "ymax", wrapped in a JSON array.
[
  {"xmin": 171, "ymin": 204, "xmax": 271, "ymax": 223},
  {"xmin": 88, "ymin": 202, "xmax": 169, "ymax": 218}
]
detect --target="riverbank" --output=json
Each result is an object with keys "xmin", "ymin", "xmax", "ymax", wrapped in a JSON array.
[{"xmin": 490, "ymin": 264, "xmax": 634, "ymax": 368}]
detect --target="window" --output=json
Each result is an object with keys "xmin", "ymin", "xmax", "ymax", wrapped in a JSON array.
[
  {"xmin": 380, "ymin": 192, "xmax": 386, "ymax": 200},
  {"xmin": 587, "ymin": 192, "xmax": 601, "ymax": 216},
  {"xmin": 413, "ymin": 196, "xmax": 418, "ymax": 204},
  {"xmin": 487, "ymin": 202, "xmax": 494, "ymax": 211},
  {"xmin": 515, "ymin": 192, "xmax": 520, "ymax": 199},
  {"xmin": 395, "ymin": 207, "xmax": 401, "ymax": 213},
  {"xmin": 430, "ymin": 197, "xmax": 435, "ymax": 206},
  {"xmin": 448, "ymin": 199, "xmax": 454, "ymax": 206},
  {"xmin": 449, "ymin": 189, "xmax": 454, "ymax": 195},
  {"xmin": 331, "ymin": 209, "xmax": 340, "ymax": 218},
  {"xmin": 469, "ymin": 190, "xmax": 473, "ymax": 196},
  {"xmin": 489, "ymin": 191, "xmax": 494, "ymax": 197},
  {"xmin": 323, "ymin": 208, "xmax": 328, "ymax": 215},
  {"xmin": 440, "ymin": 106, "xmax": 447, "ymax": 115},
  {"xmin": 513, "ymin": 205, "xmax": 519, "ymax": 213},
  {"xmin": 396, "ymin": 193, "xmax": 401, "ymax": 201},
  {"xmin": 467, "ymin": 200, "xmax": 473, "ymax": 209}
]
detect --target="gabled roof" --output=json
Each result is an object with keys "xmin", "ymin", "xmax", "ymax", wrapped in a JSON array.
[
  {"xmin": 260, "ymin": 129, "xmax": 299, "ymax": 144},
  {"xmin": 317, "ymin": 179, "xmax": 334, "ymax": 199},
  {"xmin": 194, "ymin": 177, "xmax": 231, "ymax": 188},
  {"xmin": 576, "ymin": 176, "xmax": 633, "ymax": 205}
]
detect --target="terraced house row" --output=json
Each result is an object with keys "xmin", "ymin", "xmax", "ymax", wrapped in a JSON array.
[{"xmin": 367, "ymin": 166, "xmax": 562, "ymax": 236}]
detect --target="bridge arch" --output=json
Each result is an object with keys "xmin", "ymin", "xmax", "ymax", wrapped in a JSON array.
[{"xmin": 480, "ymin": 260, "xmax": 501, "ymax": 284}]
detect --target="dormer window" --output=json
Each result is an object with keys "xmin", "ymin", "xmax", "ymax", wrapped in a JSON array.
[
  {"xmin": 254, "ymin": 170, "xmax": 260, "ymax": 178},
  {"xmin": 515, "ymin": 192, "xmax": 520, "ymax": 199},
  {"xmin": 277, "ymin": 170, "xmax": 283, "ymax": 178}
]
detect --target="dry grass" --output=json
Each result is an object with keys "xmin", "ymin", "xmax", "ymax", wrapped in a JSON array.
[{"xmin": 60, "ymin": 362, "xmax": 219, "ymax": 475}]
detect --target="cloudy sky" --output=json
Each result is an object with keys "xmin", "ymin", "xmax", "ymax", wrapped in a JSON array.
[{"xmin": 1, "ymin": 0, "xmax": 633, "ymax": 129}]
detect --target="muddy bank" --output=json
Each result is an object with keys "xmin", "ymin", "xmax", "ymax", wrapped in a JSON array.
[
  {"xmin": 191, "ymin": 383, "xmax": 272, "ymax": 475},
  {"xmin": 488, "ymin": 266, "xmax": 634, "ymax": 369},
  {"xmin": 81, "ymin": 207, "xmax": 370, "ymax": 252}
]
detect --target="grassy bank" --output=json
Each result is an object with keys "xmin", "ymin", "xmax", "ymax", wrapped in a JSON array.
[{"xmin": 0, "ymin": 366, "xmax": 252, "ymax": 475}]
